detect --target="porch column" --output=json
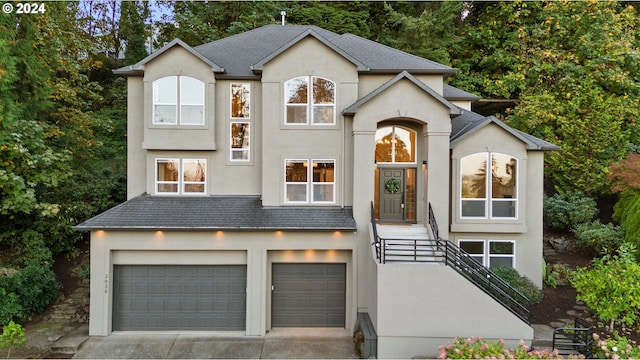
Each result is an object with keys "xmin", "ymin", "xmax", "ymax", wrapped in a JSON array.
[{"xmin": 426, "ymin": 131, "xmax": 450, "ymax": 239}]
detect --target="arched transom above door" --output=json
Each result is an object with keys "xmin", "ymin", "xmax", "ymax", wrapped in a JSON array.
[{"xmin": 375, "ymin": 126, "xmax": 417, "ymax": 164}]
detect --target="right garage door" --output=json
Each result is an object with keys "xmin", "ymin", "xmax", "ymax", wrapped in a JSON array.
[{"xmin": 272, "ymin": 263, "xmax": 346, "ymax": 327}]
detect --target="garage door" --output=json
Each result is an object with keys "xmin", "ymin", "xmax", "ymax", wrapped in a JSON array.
[
  {"xmin": 272, "ymin": 263, "xmax": 345, "ymax": 327},
  {"xmin": 113, "ymin": 265, "xmax": 246, "ymax": 331}
]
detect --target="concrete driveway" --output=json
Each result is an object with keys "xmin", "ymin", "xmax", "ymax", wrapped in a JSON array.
[{"xmin": 72, "ymin": 328, "xmax": 359, "ymax": 359}]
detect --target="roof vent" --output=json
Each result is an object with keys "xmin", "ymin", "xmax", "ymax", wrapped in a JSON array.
[{"xmin": 280, "ymin": 11, "xmax": 286, "ymax": 26}]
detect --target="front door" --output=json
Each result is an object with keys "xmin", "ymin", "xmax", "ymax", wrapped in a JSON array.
[{"xmin": 379, "ymin": 168, "xmax": 405, "ymax": 221}]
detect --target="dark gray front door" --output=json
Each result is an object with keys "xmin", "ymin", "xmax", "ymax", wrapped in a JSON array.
[
  {"xmin": 272, "ymin": 263, "xmax": 346, "ymax": 327},
  {"xmin": 380, "ymin": 168, "xmax": 405, "ymax": 221},
  {"xmin": 113, "ymin": 265, "xmax": 246, "ymax": 331}
]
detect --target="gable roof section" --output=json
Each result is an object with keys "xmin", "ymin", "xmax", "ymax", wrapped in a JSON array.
[
  {"xmin": 250, "ymin": 28, "xmax": 368, "ymax": 72},
  {"xmin": 342, "ymin": 71, "xmax": 461, "ymax": 116},
  {"xmin": 74, "ymin": 195, "xmax": 357, "ymax": 231},
  {"xmin": 450, "ymin": 110, "xmax": 559, "ymax": 151},
  {"xmin": 113, "ymin": 39, "xmax": 225, "ymax": 75},
  {"xmin": 160, "ymin": 25, "xmax": 456, "ymax": 79}
]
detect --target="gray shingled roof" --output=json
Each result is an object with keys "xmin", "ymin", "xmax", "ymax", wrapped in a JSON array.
[
  {"xmin": 74, "ymin": 195, "xmax": 356, "ymax": 231},
  {"xmin": 450, "ymin": 110, "xmax": 559, "ymax": 151},
  {"xmin": 443, "ymin": 84, "xmax": 481, "ymax": 101},
  {"xmin": 116, "ymin": 25, "xmax": 455, "ymax": 78}
]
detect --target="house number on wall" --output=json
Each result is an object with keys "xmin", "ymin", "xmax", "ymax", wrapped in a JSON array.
[{"xmin": 104, "ymin": 274, "xmax": 109, "ymax": 294}]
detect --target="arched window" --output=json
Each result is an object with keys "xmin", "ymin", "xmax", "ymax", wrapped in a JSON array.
[
  {"xmin": 460, "ymin": 152, "xmax": 518, "ymax": 218},
  {"xmin": 285, "ymin": 76, "xmax": 335, "ymax": 125},
  {"xmin": 375, "ymin": 126, "xmax": 417, "ymax": 163},
  {"xmin": 153, "ymin": 76, "xmax": 204, "ymax": 125}
]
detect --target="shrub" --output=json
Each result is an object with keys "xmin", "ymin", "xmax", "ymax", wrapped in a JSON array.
[
  {"xmin": 613, "ymin": 193, "xmax": 640, "ymax": 248},
  {"xmin": 0, "ymin": 320, "xmax": 26, "ymax": 359},
  {"xmin": 0, "ymin": 231, "xmax": 59, "ymax": 324},
  {"xmin": 571, "ymin": 243, "xmax": 640, "ymax": 331},
  {"xmin": 544, "ymin": 192, "xmax": 598, "ymax": 231},
  {"xmin": 572, "ymin": 220, "xmax": 624, "ymax": 256},
  {"xmin": 592, "ymin": 333, "xmax": 640, "ymax": 359},
  {"xmin": 438, "ymin": 337, "xmax": 567, "ymax": 359},
  {"xmin": 491, "ymin": 266, "xmax": 544, "ymax": 304}
]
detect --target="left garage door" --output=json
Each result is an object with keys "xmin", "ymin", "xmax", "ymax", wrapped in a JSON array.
[{"xmin": 113, "ymin": 265, "xmax": 246, "ymax": 331}]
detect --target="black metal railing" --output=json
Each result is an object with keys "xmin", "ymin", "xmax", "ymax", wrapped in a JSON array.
[
  {"xmin": 369, "ymin": 202, "xmax": 532, "ymax": 324},
  {"xmin": 428, "ymin": 202, "xmax": 440, "ymax": 239}
]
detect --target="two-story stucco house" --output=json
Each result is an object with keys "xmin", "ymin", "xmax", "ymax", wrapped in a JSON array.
[{"xmin": 75, "ymin": 24, "xmax": 558, "ymax": 358}]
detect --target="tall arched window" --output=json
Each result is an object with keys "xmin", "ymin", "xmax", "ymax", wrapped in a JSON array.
[
  {"xmin": 285, "ymin": 76, "xmax": 335, "ymax": 125},
  {"xmin": 375, "ymin": 126, "xmax": 416, "ymax": 163},
  {"xmin": 460, "ymin": 152, "xmax": 518, "ymax": 218}
]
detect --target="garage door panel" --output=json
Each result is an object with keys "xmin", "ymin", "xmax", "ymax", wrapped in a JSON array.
[
  {"xmin": 272, "ymin": 263, "xmax": 345, "ymax": 327},
  {"xmin": 113, "ymin": 265, "xmax": 246, "ymax": 331}
]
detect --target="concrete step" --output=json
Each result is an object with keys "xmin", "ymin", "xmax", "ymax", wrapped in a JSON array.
[{"xmin": 49, "ymin": 324, "xmax": 89, "ymax": 356}]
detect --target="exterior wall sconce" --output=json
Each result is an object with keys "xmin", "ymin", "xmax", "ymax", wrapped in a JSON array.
[{"xmin": 422, "ymin": 160, "xmax": 427, "ymax": 171}]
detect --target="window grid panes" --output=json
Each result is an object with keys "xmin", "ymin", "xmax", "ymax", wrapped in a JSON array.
[
  {"xmin": 458, "ymin": 239, "xmax": 515, "ymax": 269},
  {"xmin": 489, "ymin": 240, "xmax": 515, "ymax": 268},
  {"xmin": 458, "ymin": 240, "xmax": 485, "ymax": 266},
  {"xmin": 230, "ymin": 122, "xmax": 250, "ymax": 161},
  {"xmin": 285, "ymin": 159, "xmax": 336, "ymax": 204},
  {"xmin": 155, "ymin": 158, "xmax": 206, "ymax": 195},
  {"xmin": 231, "ymin": 83, "xmax": 250, "ymax": 119},
  {"xmin": 460, "ymin": 152, "xmax": 518, "ymax": 219},
  {"xmin": 285, "ymin": 76, "xmax": 335, "ymax": 125},
  {"xmin": 285, "ymin": 160, "xmax": 308, "ymax": 203},
  {"xmin": 375, "ymin": 126, "xmax": 416, "ymax": 163},
  {"xmin": 312, "ymin": 160, "xmax": 335, "ymax": 203},
  {"xmin": 152, "ymin": 76, "xmax": 204, "ymax": 125}
]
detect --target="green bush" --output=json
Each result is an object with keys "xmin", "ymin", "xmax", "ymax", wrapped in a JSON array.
[
  {"xmin": 0, "ymin": 320, "xmax": 26, "ymax": 358},
  {"xmin": 571, "ymin": 243, "xmax": 640, "ymax": 331},
  {"xmin": 0, "ymin": 231, "xmax": 59, "ymax": 324},
  {"xmin": 572, "ymin": 220, "xmax": 624, "ymax": 256},
  {"xmin": 544, "ymin": 192, "xmax": 598, "ymax": 231},
  {"xmin": 438, "ymin": 337, "xmax": 565, "ymax": 359},
  {"xmin": 491, "ymin": 266, "xmax": 544, "ymax": 304},
  {"xmin": 613, "ymin": 193, "xmax": 640, "ymax": 249}
]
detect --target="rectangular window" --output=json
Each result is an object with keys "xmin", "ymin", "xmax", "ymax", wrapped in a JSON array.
[
  {"xmin": 460, "ymin": 152, "xmax": 517, "ymax": 219},
  {"xmin": 458, "ymin": 239, "xmax": 515, "ymax": 268},
  {"xmin": 230, "ymin": 122, "xmax": 250, "ymax": 161},
  {"xmin": 155, "ymin": 158, "xmax": 206, "ymax": 195},
  {"xmin": 312, "ymin": 160, "xmax": 335, "ymax": 202},
  {"xmin": 285, "ymin": 160, "xmax": 308, "ymax": 202},
  {"xmin": 489, "ymin": 240, "xmax": 515, "ymax": 268},
  {"xmin": 156, "ymin": 159, "xmax": 179, "ymax": 193},
  {"xmin": 458, "ymin": 240, "xmax": 485, "ymax": 266},
  {"xmin": 231, "ymin": 83, "xmax": 250, "ymax": 118},
  {"xmin": 182, "ymin": 159, "xmax": 206, "ymax": 193},
  {"xmin": 285, "ymin": 159, "xmax": 336, "ymax": 204}
]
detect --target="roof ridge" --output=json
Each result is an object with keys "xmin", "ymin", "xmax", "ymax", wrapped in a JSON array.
[{"xmin": 334, "ymin": 33, "xmax": 454, "ymax": 71}]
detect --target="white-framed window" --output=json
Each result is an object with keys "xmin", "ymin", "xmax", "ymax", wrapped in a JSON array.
[
  {"xmin": 458, "ymin": 239, "xmax": 515, "ymax": 268},
  {"xmin": 375, "ymin": 126, "xmax": 417, "ymax": 164},
  {"xmin": 230, "ymin": 122, "xmax": 250, "ymax": 161},
  {"xmin": 284, "ymin": 159, "xmax": 335, "ymax": 203},
  {"xmin": 230, "ymin": 83, "xmax": 250, "ymax": 162},
  {"xmin": 460, "ymin": 152, "xmax": 518, "ymax": 219},
  {"xmin": 152, "ymin": 76, "xmax": 205, "ymax": 125},
  {"xmin": 155, "ymin": 158, "xmax": 206, "ymax": 195},
  {"xmin": 284, "ymin": 76, "xmax": 336, "ymax": 125},
  {"xmin": 231, "ymin": 83, "xmax": 250, "ymax": 119}
]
